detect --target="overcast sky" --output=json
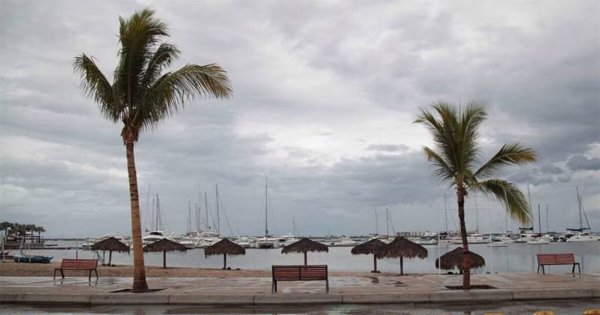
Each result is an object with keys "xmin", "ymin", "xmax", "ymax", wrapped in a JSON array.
[{"xmin": 1, "ymin": 0, "xmax": 599, "ymax": 238}]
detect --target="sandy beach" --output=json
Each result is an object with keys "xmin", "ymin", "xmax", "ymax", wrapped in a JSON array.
[{"xmin": 0, "ymin": 261, "xmax": 367, "ymax": 278}]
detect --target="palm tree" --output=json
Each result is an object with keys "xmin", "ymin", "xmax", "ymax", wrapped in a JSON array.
[
  {"xmin": 74, "ymin": 9, "xmax": 232, "ymax": 292},
  {"xmin": 414, "ymin": 101, "xmax": 536, "ymax": 289}
]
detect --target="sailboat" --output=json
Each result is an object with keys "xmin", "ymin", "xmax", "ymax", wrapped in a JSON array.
[
  {"xmin": 567, "ymin": 187, "xmax": 599, "ymax": 242},
  {"xmin": 256, "ymin": 178, "xmax": 278, "ymax": 249},
  {"xmin": 142, "ymin": 194, "xmax": 168, "ymax": 245}
]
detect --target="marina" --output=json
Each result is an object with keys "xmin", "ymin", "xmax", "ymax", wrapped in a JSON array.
[{"xmin": 5, "ymin": 239, "xmax": 599, "ymax": 274}]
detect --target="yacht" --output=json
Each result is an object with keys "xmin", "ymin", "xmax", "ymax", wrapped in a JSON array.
[
  {"xmin": 566, "ymin": 232, "xmax": 600, "ymax": 242},
  {"xmin": 255, "ymin": 236, "xmax": 277, "ymax": 249},
  {"xmin": 467, "ymin": 233, "xmax": 489, "ymax": 244},
  {"xmin": 142, "ymin": 231, "xmax": 166, "ymax": 244}
]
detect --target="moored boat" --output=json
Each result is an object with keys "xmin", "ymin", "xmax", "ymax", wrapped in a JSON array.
[{"xmin": 14, "ymin": 255, "xmax": 53, "ymax": 263}]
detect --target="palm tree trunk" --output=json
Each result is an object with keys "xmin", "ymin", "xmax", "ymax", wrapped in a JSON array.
[
  {"xmin": 125, "ymin": 138, "xmax": 149, "ymax": 292},
  {"xmin": 457, "ymin": 184, "xmax": 471, "ymax": 289}
]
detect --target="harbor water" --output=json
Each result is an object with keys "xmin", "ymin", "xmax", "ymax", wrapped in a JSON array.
[{"xmin": 17, "ymin": 241, "xmax": 600, "ymax": 274}]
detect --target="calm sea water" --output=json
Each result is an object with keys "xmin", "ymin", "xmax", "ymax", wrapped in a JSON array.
[{"xmin": 19, "ymin": 241, "xmax": 600, "ymax": 274}]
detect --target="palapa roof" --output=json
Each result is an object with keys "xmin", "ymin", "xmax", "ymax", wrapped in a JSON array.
[
  {"xmin": 90, "ymin": 237, "xmax": 130, "ymax": 253},
  {"xmin": 435, "ymin": 247, "xmax": 485, "ymax": 270},
  {"xmin": 204, "ymin": 238, "xmax": 246, "ymax": 257},
  {"xmin": 376, "ymin": 237, "xmax": 428, "ymax": 259},
  {"xmin": 351, "ymin": 238, "xmax": 386, "ymax": 255},
  {"xmin": 281, "ymin": 238, "xmax": 328, "ymax": 254},
  {"xmin": 143, "ymin": 238, "xmax": 188, "ymax": 253}
]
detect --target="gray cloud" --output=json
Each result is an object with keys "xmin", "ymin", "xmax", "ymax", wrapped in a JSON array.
[{"xmin": 567, "ymin": 155, "xmax": 600, "ymax": 171}]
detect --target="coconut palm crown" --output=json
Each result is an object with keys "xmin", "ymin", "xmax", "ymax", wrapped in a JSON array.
[
  {"xmin": 414, "ymin": 101, "xmax": 535, "ymax": 289},
  {"xmin": 74, "ymin": 8, "xmax": 232, "ymax": 292}
]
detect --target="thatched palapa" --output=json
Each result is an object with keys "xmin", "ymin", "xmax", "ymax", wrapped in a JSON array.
[
  {"xmin": 205, "ymin": 238, "xmax": 246, "ymax": 269},
  {"xmin": 376, "ymin": 237, "xmax": 428, "ymax": 275},
  {"xmin": 143, "ymin": 239, "xmax": 187, "ymax": 268},
  {"xmin": 281, "ymin": 238, "xmax": 328, "ymax": 265},
  {"xmin": 351, "ymin": 238, "xmax": 386, "ymax": 273},
  {"xmin": 90, "ymin": 237, "xmax": 129, "ymax": 266},
  {"xmin": 435, "ymin": 247, "xmax": 485, "ymax": 271}
]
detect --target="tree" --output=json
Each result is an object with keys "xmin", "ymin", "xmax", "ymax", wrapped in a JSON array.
[
  {"xmin": 414, "ymin": 102, "xmax": 536, "ymax": 289},
  {"xmin": 74, "ymin": 8, "xmax": 232, "ymax": 292}
]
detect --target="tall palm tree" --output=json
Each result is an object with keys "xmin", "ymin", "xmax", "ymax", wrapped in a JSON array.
[
  {"xmin": 74, "ymin": 8, "xmax": 232, "ymax": 292},
  {"xmin": 414, "ymin": 102, "xmax": 536, "ymax": 289}
]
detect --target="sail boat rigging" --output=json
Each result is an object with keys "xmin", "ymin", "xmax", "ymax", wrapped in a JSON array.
[
  {"xmin": 567, "ymin": 187, "xmax": 599, "ymax": 242},
  {"xmin": 256, "ymin": 177, "xmax": 277, "ymax": 248}
]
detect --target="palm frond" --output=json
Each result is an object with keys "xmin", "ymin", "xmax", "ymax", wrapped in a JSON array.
[
  {"xmin": 115, "ymin": 8, "xmax": 169, "ymax": 109},
  {"xmin": 140, "ymin": 43, "xmax": 180, "ymax": 93},
  {"xmin": 473, "ymin": 179, "xmax": 531, "ymax": 224},
  {"xmin": 474, "ymin": 144, "xmax": 537, "ymax": 179},
  {"xmin": 457, "ymin": 102, "xmax": 486, "ymax": 172},
  {"xmin": 138, "ymin": 63, "xmax": 232, "ymax": 130},
  {"xmin": 73, "ymin": 54, "xmax": 119, "ymax": 122},
  {"xmin": 423, "ymin": 146, "xmax": 455, "ymax": 182}
]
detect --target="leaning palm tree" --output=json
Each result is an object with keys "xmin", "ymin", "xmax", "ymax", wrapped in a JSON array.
[
  {"xmin": 74, "ymin": 9, "xmax": 231, "ymax": 292},
  {"xmin": 414, "ymin": 101, "xmax": 535, "ymax": 289}
]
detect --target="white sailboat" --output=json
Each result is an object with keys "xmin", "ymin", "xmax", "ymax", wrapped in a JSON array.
[
  {"xmin": 256, "ymin": 178, "xmax": 277, "ymax": 249},
  {"xmin": 566, "ymin": 187, "xmax": 599, "ymax": 242}
]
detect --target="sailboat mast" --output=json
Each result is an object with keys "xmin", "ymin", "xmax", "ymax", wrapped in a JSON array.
[
  {"xmin": 537, "ymin": 204, "xmax": 541, "ymax": 235},
  {"xmin": 216, "ymin": 184, "xmax": 220, "ymax": 236},
  {"xmin": 156, "ymin": 194, "xmax": 161, "ymax": 231},
  {"xmin": 546, "ymin": 204, "xmax": 549, "ymax": 233},
  {"xmin": 187, "ymin": 202, "xmax": 192, "ymax": 233},
  {"xmin": 265, "ymin": 177, "xmax": 269, "ymax": 237},
  {"xmin": 444, "ymin": 194, "xmax": 448, "ymax": 234},
  {"xmin": 375, "ymin": 209, "xmax": 379, "ymax": 236},
  {"xmin": 576, "ymin": 186, "xmax": 583, "ymax": 230},
  {"xmin": 527, "ymin": 184, "xmax": 534, "ymax": 231},
  {"xmin": 204, "ymin": 192, "xmax": 209, "ymax": 230},
  {"xmin": 385, "ymin": 208, "xmax": 389, "ymax": 238}
]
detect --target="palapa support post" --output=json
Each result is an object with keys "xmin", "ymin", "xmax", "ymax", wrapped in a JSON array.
[
  {"xmin": 108, "ymin": 251, "xmax": 113, "ymax": 266},
  {"xmin": 400, "ymin": 256, "xmax": 404, "ymax": 275},
  {"xmin": 373, "ymin": 255, "xmax": 378, "ymax": 273},
  {"xmin": 304, "ymin": 252, "xmax": 307, "ymax": 265},
  {"xmin": 223, "ymin": 253, "xmax": 227, "ymax": 269},
  {"xmin": 163, "ymin": 251, "xmax": 167, "ymax": 268}
]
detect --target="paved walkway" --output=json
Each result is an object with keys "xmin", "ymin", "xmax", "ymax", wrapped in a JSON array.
[{"xmin": 1, "ymin": 273, "xmax": 599, "ymax": 305}]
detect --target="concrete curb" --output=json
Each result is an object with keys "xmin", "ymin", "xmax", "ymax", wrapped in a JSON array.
[
  {"xmin": 431, "ymin": 289, "xmax": 513, "ymax": 303},
  {"xmin": 511, "ymin": 288, "xmax": 595, "ymax": 301},
  {"xmin": 2, "ymin": 288, "xmax": 598, "ymax": 305}
]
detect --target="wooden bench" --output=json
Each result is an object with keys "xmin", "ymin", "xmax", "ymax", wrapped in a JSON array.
[
  {"xmin": 272, "ymin": 265, "xmax": 328, "ymax": 293},
  {"xmin": 537, "ymin": 253, "xmax": 580, "ymax": 274},
  {"xmin": 54, "ymin": 259, "xmax": 99, "ymax": 281}
]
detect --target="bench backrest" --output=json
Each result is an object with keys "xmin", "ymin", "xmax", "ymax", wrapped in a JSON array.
[
  {"xmin": 61, "ymin": 259, "xmax": 98, "ymax": 269},
  {"xmin": 537, "ymin": 253, "xmax": 575, "ymax": 264},
  {"xmin": 272, "ymin": 265, "xmax": 328, "ymax": 280}
]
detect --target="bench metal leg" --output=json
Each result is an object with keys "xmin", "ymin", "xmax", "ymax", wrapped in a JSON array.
[
  {"xmin": 573, "ymin": 263, "xmax": 581, "ymax": 274},
  {"xmin": 537, "ymin": 264, "xmax": 545, "ymax": 274},
  {"xmin": 326, "ymin": 279, "xmax": 329, "ymax": 293},
  {"xmin": 272, "ymin": 280, "xmax": 276, "ymax": 293}
]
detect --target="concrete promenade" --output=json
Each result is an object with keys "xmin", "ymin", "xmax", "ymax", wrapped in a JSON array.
[{"xmin": 0, "ymin": 273, "xmax": 599, "ymax": 305}]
